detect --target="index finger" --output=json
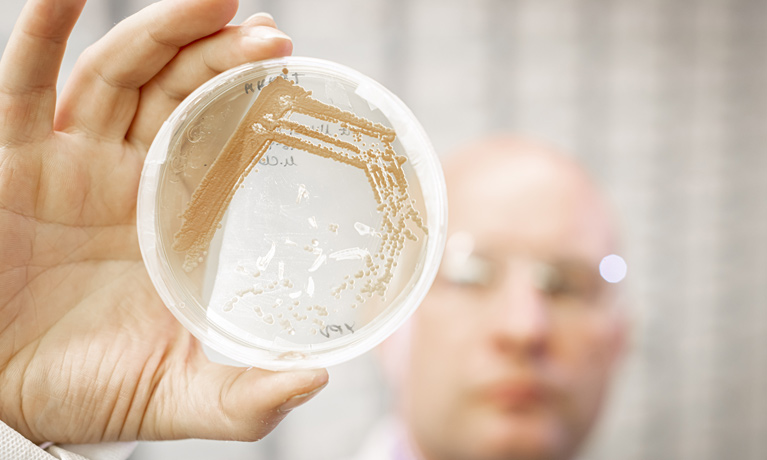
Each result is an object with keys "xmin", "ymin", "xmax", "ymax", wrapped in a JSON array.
[
  {"xmin": 0, "ymin": 0, "xmax": 86, "ymax": 145},
  {"xmin": 54, "ymin": 0, "xmax": 239, "ymax": 141}
]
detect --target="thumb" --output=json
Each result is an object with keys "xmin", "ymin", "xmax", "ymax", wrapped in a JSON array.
[{"xmin": 145, "ymin": 352, "xmax": 329, "ymax": 441}]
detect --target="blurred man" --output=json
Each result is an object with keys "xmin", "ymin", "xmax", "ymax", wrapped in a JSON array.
[{"xmin": 359, "ymin": 137, "xmax": 628, "ymax": 460}]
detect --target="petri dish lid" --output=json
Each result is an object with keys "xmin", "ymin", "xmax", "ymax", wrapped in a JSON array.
[{"xmin": 137, "ymin": 57, "xmax": 446, "ymax": 370}]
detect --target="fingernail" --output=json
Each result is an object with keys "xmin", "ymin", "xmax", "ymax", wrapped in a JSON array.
[
  {"xmin": 278, "ymin": 381, "xmax": 327, "ymax": 413},
  {"xmin": 245, "ymin": 12, "xmax": 274, "ymax": 23},
  {"xmin": 244, "ymin": 27, "xmax": 291, "ymax": 42}
]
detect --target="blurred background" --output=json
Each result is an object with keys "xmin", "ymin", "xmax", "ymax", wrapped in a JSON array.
[{"xmin": 3, "ymin": 0, "xmax": 767, "ymax": 459}]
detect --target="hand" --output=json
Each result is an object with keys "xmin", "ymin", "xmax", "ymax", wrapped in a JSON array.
[{"xmin": 0, "ymin": 0, "xmax": 328, "ymax": 445}]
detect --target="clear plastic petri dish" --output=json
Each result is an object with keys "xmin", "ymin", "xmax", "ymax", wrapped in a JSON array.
[{"xmin": 137, "ymin": 57, "xmax": 446, "ymax": 370}]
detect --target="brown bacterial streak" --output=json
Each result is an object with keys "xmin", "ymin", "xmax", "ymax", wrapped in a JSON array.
[
  {"xmin": 277, "ymin": 119, "xmax": 361, "ymax": 154},
  {"xmin": 173, "ymin": 134, "xmax": 271, "ymax": 251},
  {"xmin": 174, "ymin": 75, "xmax": 427, "ymax": 305},
  {"xmin": 292, "ymin": 96, "xmax": 394, "ymax": 141},
  {"xmin": 173, "ymin": 78, "xmax": 293, "ymax": 269},
  {"xmin": 269, "ymin": 131, "xmax": 365, "ymax": 170}
]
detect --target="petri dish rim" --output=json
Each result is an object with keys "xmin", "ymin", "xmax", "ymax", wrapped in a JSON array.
[{"xmin": 137, "ymin": 56, "xmax": 447, "ymax": 370}]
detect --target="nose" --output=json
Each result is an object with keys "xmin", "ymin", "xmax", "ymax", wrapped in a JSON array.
[{"xmin": 488, "ymin": 266, "xmax": 551, "ymax": 357}]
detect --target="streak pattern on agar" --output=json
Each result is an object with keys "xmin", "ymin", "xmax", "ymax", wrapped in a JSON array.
[{"xmin": 172, "ymin": 74, "xmax": 427, "ymax": 332}]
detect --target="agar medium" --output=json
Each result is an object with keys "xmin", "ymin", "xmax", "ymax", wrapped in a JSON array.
[{"xmin": 137, "ymin": 57, "xmax": 447, "ymax": 370}]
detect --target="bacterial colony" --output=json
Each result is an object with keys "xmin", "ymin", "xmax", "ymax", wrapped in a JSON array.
[{"xmin": 169, "ymin": 68, "xmax": 428, "ymax": 339}]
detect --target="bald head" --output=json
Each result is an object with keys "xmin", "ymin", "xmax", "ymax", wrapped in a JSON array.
[
  {"xmin": 443, "ymin": 137, "xmax": 618, "ymax": 269},
  {"xmin": 443, "ymin": 137, "xmax": 595, "ymax": 197},
  {"xmin": 395, "ymin": 136, "xmax": 626, "ymax": 460}
]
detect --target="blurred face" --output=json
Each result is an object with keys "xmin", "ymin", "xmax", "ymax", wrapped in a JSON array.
[{"xmin": 402, "ymin": 150, "xmax": 625, "ymax": 460}]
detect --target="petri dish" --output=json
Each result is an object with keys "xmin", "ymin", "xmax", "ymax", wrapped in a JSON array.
[{"xmin": 137, "ymin": 57, "xmax": 446, "ymax": 370}]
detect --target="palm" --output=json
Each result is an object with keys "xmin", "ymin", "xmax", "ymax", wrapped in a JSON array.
[
  {"xmin": 0, "ymin": 0, "xmax": 327, "ymax": 446},
  {"xmin": 1, "ymin": 137, "xmax": 178, "ymax": 442}
]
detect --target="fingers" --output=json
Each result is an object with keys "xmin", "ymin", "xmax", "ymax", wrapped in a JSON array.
[
  {"xmin": 0, "ymin": 0, "xmax": 86, "ymax": 145},
  {"xmin": 127, "ymin": 15, "xmax": 292, "ymax": 149},
  {"xmin": 54, "ymin": 0, "xmax": 239, "ymax": 141},
  {"xmin": 148, "ymin": 356, "xmax": 328, "ymax": 441}
]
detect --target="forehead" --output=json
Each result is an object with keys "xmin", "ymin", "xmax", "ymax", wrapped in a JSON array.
[{"xmin": 444, "ymin": 152, "xmax": 614, "ymax": 263}]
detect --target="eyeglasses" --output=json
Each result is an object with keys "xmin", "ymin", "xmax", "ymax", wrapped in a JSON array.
[{"xmin": 438, "ymin": 232, "xmax": 621, "ymax": 313}]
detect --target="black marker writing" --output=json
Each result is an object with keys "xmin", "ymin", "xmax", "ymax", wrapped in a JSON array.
[
  {"xmin": 319, "ymin": 322, "xmax": 355, "ymax": 338},
  {"xmin": 254, "ymin": 73, "xmax": 304, "ymax": 92},
  {"xmin": 258, "ymin": 155, "xmax": 297, "ymax": 166}
]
